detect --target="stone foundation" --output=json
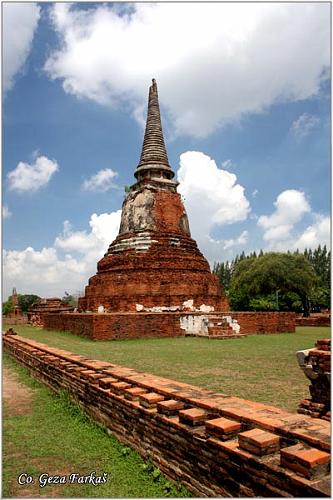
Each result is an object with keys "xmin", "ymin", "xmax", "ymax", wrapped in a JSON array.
[
  {"xmin": 44, "ymin": 311, "xmax": 296, "ymax": 340},
  {"xmin": 3, "ymin": 333, "xmax": 330, "ymax": 497}
]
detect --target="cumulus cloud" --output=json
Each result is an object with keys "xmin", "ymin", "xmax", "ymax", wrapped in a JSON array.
[
  {"xmin": 257, "ymin": 189, "xmax": 329, "ymax": 252},
  {"xmin": 3, "ymin": 205, "xmax": 12, "ymax": 219},
  {"xmin": 293, "ymin": 214, "xmax": 330, "ymax": 251},
  {"xmin": 7, "ymin": 155, "xmax": 59, "ymax": 193},
  {"xmin": 3, "ymin": 210, "xmax": 121, "ymax": 298},
  {"xmin": 3, "ymin": 3, "xmax": 40, "ymax": 92},
  {"xmin": 290, "ymin": 113, "xmax": 321, "ymax": 140},
  {"xmin": 82, "ymin": 168, "xmax": 118, "ymax": 192},
  {"xmin": 4, "ymin": 149, "xmax": 250, "ymax": 295},
  {"xmin": 44, "ymin": 3, "xmax": 329, "ymax": 137},
  {"xmin": 177, "ymin": 151, "xmax": 250, "ymax": 260},
  {"xmin": 258, "ymin": 189, "xmax": 310, "ymax": 243}
]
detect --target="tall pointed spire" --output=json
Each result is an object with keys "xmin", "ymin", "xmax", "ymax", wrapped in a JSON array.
[{"xmin": 135, "ymin": 79, "xmax": 174, "ymax": 180}]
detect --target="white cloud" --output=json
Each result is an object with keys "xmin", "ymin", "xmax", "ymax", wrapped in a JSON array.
[
  {"xmin": 290, "ymin": 113, "xmax": 321, "ymax": 140},
  {"xmin": 44, "ymin": 3, "xmax": 329, "ymax": 137},
  {"xmin": 3, "ymin": 210, "xmax": 121, "ymax": 298},
  {"xmin": 3, "ymin": 3, "xmax": 40, "ymax": 92},
  {"xmin": 177, "ymin": 151, "xmax": 250, "ymax": 260},
  {"xmin": 258, "ymin": 190, "xmax": 310, "ymax": 243},
  {"xmin": 252, "ymin": 189, "xmax": 259, "ymax": 198},
  {"xmin": 3, "ymin": 205, "xmax": 12, "ymax": 219},
  {"xmin": 222, "ymin": 230, "xmax": 249, "ymax": 250},
  {"xmin": 82, "ymin": 168, "xmax": 118, "ymax": 192},
  {"xmin": 257, "ymin": 189, "xmax": 329, "ymax": 252},
  {"xmin": 7, "ymin": 155, "xmax": 59, "ymax": 193},
  {"xmin": 293, "ymin": 214, "xmax": 330, "ymax": 251}
]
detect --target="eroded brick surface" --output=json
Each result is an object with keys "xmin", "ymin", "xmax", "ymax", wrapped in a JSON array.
[{"xmin": 3, "ymin": 333, "xmax": 330, "ymax": 498}]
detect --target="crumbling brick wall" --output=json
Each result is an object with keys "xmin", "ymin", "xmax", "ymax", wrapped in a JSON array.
[
  {"xmin": 44, "ymin": 311, "xmax": 296, "ymax": 340},
  {"xmin": 297, "ymin": 339, "xmax": 330, "ymax": 421},
  {"xmin": 3, "ymin": 333, "xmax": 330, "ymax": 497}
]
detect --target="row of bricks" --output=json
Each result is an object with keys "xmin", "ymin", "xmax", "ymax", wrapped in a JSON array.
[
  {"xmin": 43, "ymin": 360, "xmax": 331, "ymax": 482},
  {"xmin": 4, "ymin": 335, "xmax": 331, "ymax": 482}
]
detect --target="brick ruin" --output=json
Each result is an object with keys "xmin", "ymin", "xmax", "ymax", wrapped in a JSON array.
[
  {"xmin": 45, "ymin": 310, "xmax": 295, "ymax": 341},
  {"xmin": 28, "ymin": 298, "xmax": 73, "ymax": 327},
  {"xmin": 3, "ymin": 332, "xmax": 330, "ymax": 497},
  {"xmin": 297, "ymin": 339, "xmax": 330, "ymax": 421},
  {"xmin": 78, "ymin": 79, "xmax": 228, "ymax": 314},
  {"xmin": 42, "ymin": 79, "xmax": 295, "ymax": 340},
  {"xmin": 3, "ymin": 287, "xmax": 27, "ymax": 325}
]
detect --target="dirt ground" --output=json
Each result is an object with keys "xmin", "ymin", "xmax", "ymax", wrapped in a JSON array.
[
  {"xmin": 3, "ymin": 367, "xmax": 34, "ymax": 417},
  {"xmin": 3, "ymin": 366, "xmax": 63, "ymax": 498}
]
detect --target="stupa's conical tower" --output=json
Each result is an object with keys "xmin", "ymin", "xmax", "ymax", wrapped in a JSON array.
[{"xmin": 79, "ymin": 80, "xmax": 228, "ymax": 312}]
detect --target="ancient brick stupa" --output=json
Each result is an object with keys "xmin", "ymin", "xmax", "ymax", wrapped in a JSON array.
[
  {"xmin": 4, "ymin": 287, "xmax": 27, "ymax": 324},
  {"xmin": 79, "ymin": 79, "xmax": 228, "ymax": 313}
]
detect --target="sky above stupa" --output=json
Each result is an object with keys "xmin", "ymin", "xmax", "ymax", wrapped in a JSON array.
[{"xmin": 3, "ymin": 2, "xmax": 330, "ymax": 298}]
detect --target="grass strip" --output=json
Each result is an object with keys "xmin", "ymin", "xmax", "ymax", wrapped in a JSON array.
[
  {"xmin": 5, "ymin": 324, "xmax": 329, "ymax": 412},
  {"xmin": 3, "ymin": 354, "xmax": 190, "ymax": 498}
]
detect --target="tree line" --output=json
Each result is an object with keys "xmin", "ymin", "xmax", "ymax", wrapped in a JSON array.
[{"xmin": 213, "ymin": 245, "xmax": 330, "ymax": 316}]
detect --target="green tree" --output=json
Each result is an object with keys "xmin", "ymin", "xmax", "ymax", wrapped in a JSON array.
[
  {"xmin": 2, "ymin": 298, "xmax": 13, "ymax": 316},
  {"xmin": 303, "ymin": 244, "xmax": 330, "ymax": 311},
  {"xmin": 229, "ymin": 252, "xmax": 318, "ymax": 316},
  {"xmin": 18, "ymin": 294, "xmax": 41, "ymax": 312}
]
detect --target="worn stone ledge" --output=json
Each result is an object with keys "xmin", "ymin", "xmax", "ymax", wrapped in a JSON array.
[{"xmin": 3, "ymin": 333, "xmax": 330, "ymax": 497}]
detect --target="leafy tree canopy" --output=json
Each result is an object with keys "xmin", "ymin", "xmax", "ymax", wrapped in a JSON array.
[
  {"xmin": 18, "ymin": 294, "xmax": 41, "ymax": 312},
  {"xmin": 228, "ymin": 252, "xmax": 318, "ymax": 315}
]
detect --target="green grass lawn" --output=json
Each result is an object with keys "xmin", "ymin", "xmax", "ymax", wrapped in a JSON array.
[
  {"xmin": 4, "ymin": 324, "xmax": 330, "ymax": 412},
  {"xmin": 3, "ymin": 354, "xmax": 190, "ymax": 498}
]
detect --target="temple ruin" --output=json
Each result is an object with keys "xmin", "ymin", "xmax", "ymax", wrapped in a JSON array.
[
  {"xmin": 45, "ymin": 80, "xmax": 295, "ymax": 339},
  {"xmin": 3, "ymin": 287, "xmax": 27, "ymax": 325},
  {"xmin": 79, "ymin": 79, "xmax": 228, "ymax": 314}
]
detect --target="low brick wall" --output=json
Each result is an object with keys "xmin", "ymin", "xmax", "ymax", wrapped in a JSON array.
[
  {"xmin": 44, "ymin": 311, "xmax": 295, "ymax": 340},
  {"xmin": 44, "ymin": 312, "xmax": 183, "ymax": 340},
  {"xmin": 296, "ymin": 314, "xmax": 331, "ymax": 327},
  {"xmin": 230, "ymin": 311, "xmax": 295, "ymax": 334},
  {"xmin": 4, "ymin": 333, "xmax": 330, "ymax": 497},
  {"xmin": 3, "ymin": 315, "xmax": 28, "ymax": 325}
]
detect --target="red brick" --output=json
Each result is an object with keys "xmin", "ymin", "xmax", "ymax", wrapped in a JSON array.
[
  {"xmin": 179, "ymin": 408, "xmax": 208, "ymax": 426},
  {"xmin": 124, "ymin": 387, "xmax": 147, "ymax": 400},
  {"xmin": 238, "ymin": 428, "xmax": 280, "ymax": 456},
  {"xmin": 109, "ymin": 381, "xmax": 132, "ymax": 394},
  {"xmin": 205, "ymin": 417, "xmax": 241, "ymax": 438},
  {"xmin": 281, "ymin": 444, "xmax": 330, "ymax": 479},
  {"xmin": 157, "ymin": 399, "xmax": 185, "ymax": 415},
  {"xmin": 139, "ymin": 392, "xmax": 165, "ymax": 408}
]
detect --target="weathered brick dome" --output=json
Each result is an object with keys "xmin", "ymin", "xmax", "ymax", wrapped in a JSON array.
[{"xmin": 79, "ymin": 80, "xmax": 228, "ymax": 313}]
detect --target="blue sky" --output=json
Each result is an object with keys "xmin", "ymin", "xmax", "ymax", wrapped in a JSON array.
[{"xmin": 3, "ymin": 2, "xmax": 331, "ymax": 298}]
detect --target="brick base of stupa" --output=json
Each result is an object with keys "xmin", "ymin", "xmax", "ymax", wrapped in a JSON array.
[{"xmin": 44, "ymin": 310, "xmax": 295, "ymax": 341}]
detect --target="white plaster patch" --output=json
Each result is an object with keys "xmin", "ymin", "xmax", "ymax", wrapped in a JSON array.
[
  {"xmin": 182, "ymin": 299, "xmax": 194, "ymax": 311},
  {"xmin": 199, "ymin": 304, "xmax": 215, "ymax": 313},
  {"xmin": 180, "ymin": 315, "xmax": 209, "ymax": 335}
]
